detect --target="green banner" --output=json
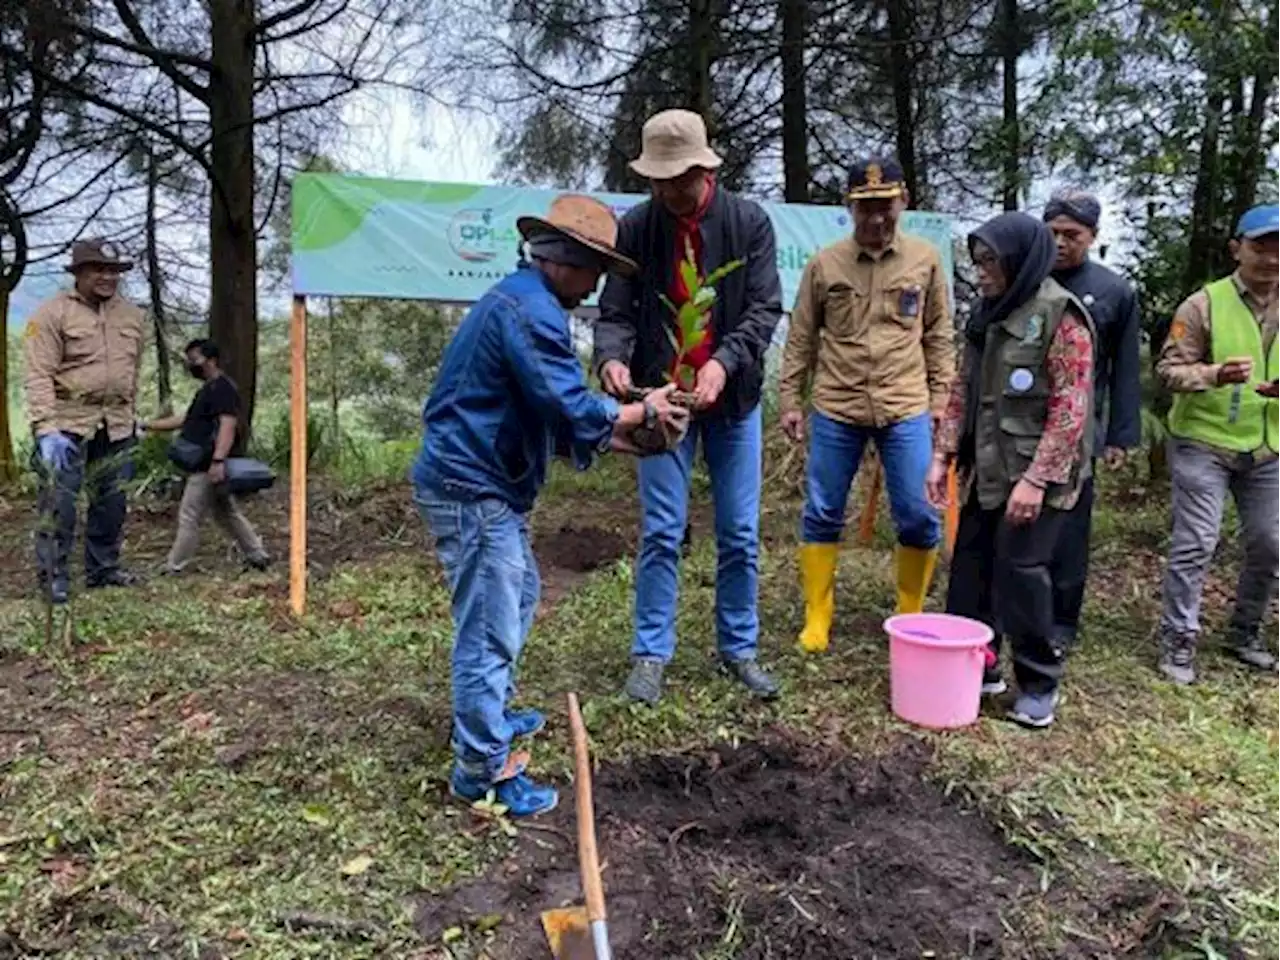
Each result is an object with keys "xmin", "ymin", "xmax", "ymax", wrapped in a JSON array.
[{"xmin": 291, "ymin": 174, "xmax": 955, "ymax": 309}]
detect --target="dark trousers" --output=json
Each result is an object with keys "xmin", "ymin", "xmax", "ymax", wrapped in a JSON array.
[
  {"xmin": 1050, "ymin": 473, "xmax": 1094, "ymax": 651},
  {"xmin": 945, "ymin": 492, "xmax": 1068, "ymax": 695},
  {"xmin": 35, "ymin": 426, "xmax": 135, "ymax": 586}
]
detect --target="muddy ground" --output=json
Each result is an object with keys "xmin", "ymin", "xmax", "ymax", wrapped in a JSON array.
[
  {"xmin": 414, "ymin": 738, "xmax": 1182, "ymax": 960},
  {"xmin": 0, "ymin": 483, "xmax": 642, "ymax": 607},
  {"xmin": 0, "ymin": 478, "xmax": 774, "ymax": 616}
]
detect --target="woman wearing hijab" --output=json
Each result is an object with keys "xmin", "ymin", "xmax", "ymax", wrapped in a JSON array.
[{"xmin": 925, "ymin": 212, "xmax": 1097, "ymax": 728}]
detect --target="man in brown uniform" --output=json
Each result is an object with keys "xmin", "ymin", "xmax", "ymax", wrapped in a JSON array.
[
  {"xmin": 24, "ymin": 239, "xmax": 146, "ymax": 603},
  {"xmin": 779, "ymin": 158, "xmax": 953, "ymax": 652}
]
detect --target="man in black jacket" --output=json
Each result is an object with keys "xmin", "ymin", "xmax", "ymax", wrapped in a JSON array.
[
  {"xmin": 596, "ymin": 109, "xmax": 783, "ymax": 704},
  {"xmin": 1043, "ymin": 188, "xmax": 1142, "ymax": 652}
]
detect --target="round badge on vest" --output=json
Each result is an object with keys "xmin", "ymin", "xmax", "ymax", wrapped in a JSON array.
[
  {"xmin": 1009, "ymin": 368, "xmax": 1035, "ymax": 393},
  {"xmin": 1083, "ymin": 293, "xmax": 1095, "ymax": 307}
]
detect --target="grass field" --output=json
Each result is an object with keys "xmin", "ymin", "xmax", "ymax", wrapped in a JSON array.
[{"xmin": 0, "ymin": 443, "xmax": 1276, "ymax": 959}]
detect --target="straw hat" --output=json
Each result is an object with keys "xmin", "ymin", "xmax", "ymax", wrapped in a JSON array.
[
  {"xmin": 629, "ymin": 110, "xmax": 723, "ymax": 181},
  {"xmin": 516, "ymin": 194, "xmax": 638, "ymax": 276}
]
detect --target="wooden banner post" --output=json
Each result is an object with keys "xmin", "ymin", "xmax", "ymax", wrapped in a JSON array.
[
  {"xmin": 944, "ymin": 463, "xmax": 959, "ymax": 556},
  {"xmin": 856, "ymin": 459, "xmax": 961, "ymax": 559},
  {"xmin": 856, "ymin": 459, "xmax": 883, "ymax": 546},
  {"xmin": 289, "ymin": 295, "xmax": 308, "ymax": 617}
]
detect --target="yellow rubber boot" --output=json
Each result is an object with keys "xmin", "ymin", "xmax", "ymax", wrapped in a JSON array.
[
  {"xmin": 797, "ymin": 543, "xmax": 839, "ymax": 653},
  {"xmin": 895, "ymin": 545, "xmax": 939, "ymax": 615}
]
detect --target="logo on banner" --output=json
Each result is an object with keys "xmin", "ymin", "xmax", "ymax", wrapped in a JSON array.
[{"xmin": 448, "ymin": 209, "xmax": 501, "ymax": 263}]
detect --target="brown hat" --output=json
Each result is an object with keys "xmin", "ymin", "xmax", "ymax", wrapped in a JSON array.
[
  {"xmin": 516, "ymin": 194, "xmax": 638, "ymax": 276},
  {"xmin": 66, "ymin": 238, "xmax": 133, "ymax": 273},
  {"xmin": 629, "ymin": 110, "xmax": 723, "ymax": 181}
]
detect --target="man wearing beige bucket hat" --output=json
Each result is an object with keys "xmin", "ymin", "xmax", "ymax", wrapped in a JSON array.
[
  {"xmin": 412, "ymin": 193, "xmax": 690, "ymax": 817},
  {"xmin": 595, "ymin": 109, "xmax": 784, "ymax": 705},
  {"xmin": 24, "ymin": 238, "xmax": 147, "ymax": 604}
]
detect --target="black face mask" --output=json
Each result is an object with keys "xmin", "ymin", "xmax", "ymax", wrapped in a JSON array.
[{"xmin": 186, "ymin": 361, "xmax": 205, "ymax": 380}]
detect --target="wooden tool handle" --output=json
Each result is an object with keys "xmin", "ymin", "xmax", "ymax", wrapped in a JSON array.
[{"xmin": 567, "ymin": 693, "xmax": 606, "ymax": 924}]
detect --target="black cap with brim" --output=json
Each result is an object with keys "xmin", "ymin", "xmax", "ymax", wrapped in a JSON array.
[{"xmin": 846, "ymin": 157, "xmax": 907, "ymax": 202}]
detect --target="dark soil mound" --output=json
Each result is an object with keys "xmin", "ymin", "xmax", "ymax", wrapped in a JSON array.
[{"xmin": 413, "ymin": 740, "xmax": 1095, "ymax": 958}]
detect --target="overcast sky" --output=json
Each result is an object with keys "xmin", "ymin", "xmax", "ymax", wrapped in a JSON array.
[{"xmin": 8, "ymin": 89, "xmax": 1144, "ymax": 326}]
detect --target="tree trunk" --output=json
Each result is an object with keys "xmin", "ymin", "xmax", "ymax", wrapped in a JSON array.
[
  {"xmin": 779, "ymin": 0, "xmax": 810, "ymax": 203},
  {"xmin": 886, "ymin": 0, "xmax": 918, "ymax": 201},
  {"xmin": 687, "ymin": 0, "xmax": 714, "ymax": 120},
  {"xmin": 208, "ymin": 0, "xmax": 258, "ymax": 444},
  {"xmin": 146, "ymin": 149, "xmax": 173, "ymax": 416},
  {"xmin": 0, "ymin": 279, "xmax": 15, "ymax": 486},
  {"xmin": 0, "ymin": 198, "xmax": 26, "ymax": 486},
  {"xmin": 1229, "ymin": 28, "xmax": 1276, "ymax": 230},
  {"xmin": 1184, "ymin": 91, "xmax": 1226, "ymax": 290},
  {"xmin": 998, "ymin": 0, "xmax": 1019, "ymax": 211}
]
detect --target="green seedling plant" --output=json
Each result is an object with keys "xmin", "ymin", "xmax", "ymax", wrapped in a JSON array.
[{"xmin": 658, "ymin": 239, "xmax": 744, "ymax": 391}]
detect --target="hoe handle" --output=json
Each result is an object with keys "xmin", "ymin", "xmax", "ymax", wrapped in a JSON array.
[{"xmin": 568, "ymin": 693, "xmax": 606, "ymax": 925}]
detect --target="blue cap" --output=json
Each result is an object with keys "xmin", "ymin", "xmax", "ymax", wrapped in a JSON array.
[{"xmin": 1236, "ymin": 204, "xmax": 1279, "ymax": 239}]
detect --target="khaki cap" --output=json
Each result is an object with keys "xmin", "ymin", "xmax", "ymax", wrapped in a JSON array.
[{"xmin": 629, "ymin": 109, "xmax": 723, "ymax": 181}]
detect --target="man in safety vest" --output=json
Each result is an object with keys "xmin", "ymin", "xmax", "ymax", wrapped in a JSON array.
[{"xmin": 1154, "ymin": 203, "xmax": 1279, "ymax": 684}]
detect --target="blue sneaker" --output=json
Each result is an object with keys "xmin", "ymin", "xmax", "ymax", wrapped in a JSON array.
[
  {"xmin": 1007, "ymin": 689, "xmax": 1059, "ymax": 729},
  {"xmin": 506, "ymin": 707, "xmax": 546, "ymax": 738},
  {"xmin": 450, "ymin": 769, "xmax": 559, "ymax": 818}
]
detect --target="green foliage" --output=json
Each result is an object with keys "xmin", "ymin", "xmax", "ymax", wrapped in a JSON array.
[
  {"xmin": 1043, "ymin": 0, "xmax": 1278, "ymax": 323},
  {"xmin": 128, "ymin": 429, "xmax": 177, "ymax": 495},
  {"xmin": 246, "ymin": 297, "xmax": 454, "ymax": 474},
  {"xmin": 330, "ymin": 436, "xmax": 418, "ymax": 488},
  {"xmin": 258, "ymin": 405, "xmax": 328, "ymax": 469},
  {"xmin": 661, "ymin": 240, "xmax": 743, "ymax": 389}
]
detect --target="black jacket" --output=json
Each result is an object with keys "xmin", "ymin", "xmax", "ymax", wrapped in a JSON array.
[
  {"xmin": 1052, "ymin": 259, "xmax": 1142, "ymax": 450},
  {"xmin": 594, "ymin": 189, "xmax": 783, "ymax": 420}
]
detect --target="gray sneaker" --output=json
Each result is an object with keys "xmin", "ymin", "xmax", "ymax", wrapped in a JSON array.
[
  {"xmin": 721, "ymin": 657, "xmax": 780, "ymax": 700},
  {"xmin": 624, "ymin": 659, "xmax": 665, "ymax": 705},
  {"xmin": 1225, "ymin": 629, "xmax": 1277, "ymax": 672},
  {"xmin": 1158, "ymin": 630, "xmax": 1197, "ymax": 685},
  {"xmin": 1007, "ymin": 688, "xmax": 1059, "ymax": 728}
]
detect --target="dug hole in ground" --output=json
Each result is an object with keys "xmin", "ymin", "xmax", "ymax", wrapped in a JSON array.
[{"xmin": 415, "ymin": 735, "xmax": 1180, "ymax": 959}]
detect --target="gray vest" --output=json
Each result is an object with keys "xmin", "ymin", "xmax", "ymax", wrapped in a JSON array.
[{"xmin": 974, "ymin": 277, "xmax": 1097, "ymax": 510}]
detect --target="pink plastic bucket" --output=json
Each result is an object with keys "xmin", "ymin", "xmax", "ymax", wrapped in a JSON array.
[{"xmin": 884, "ymin": 613, "xmax": 994, "ymax": 730}]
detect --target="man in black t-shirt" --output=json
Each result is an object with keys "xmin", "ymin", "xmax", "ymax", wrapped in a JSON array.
[{"xmin": 143, "ymin": 339, "xmax": 268, "ymax": 572}]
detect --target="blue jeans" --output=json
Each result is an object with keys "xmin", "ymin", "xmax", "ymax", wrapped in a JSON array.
[
  {"xmin": 801, "ymin": 410, "xmax": 939, "ymax": 548},
  {"xmin": 414, "ymin": 488, "xmax": 540, "ymax": 783},
  {"xmin": 634, "ymin": 406, "xmax": 762, "ymax": 663},
  {"xmin": 33, "ymin": 427, "xmax": 136, "ymax": 585}
]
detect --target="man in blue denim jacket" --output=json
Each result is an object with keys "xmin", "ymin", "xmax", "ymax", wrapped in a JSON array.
[{"xmin": 412, "ymin": 195, "xmax": 689, "ymax": 817}]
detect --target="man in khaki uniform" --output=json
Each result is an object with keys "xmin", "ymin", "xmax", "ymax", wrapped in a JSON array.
[
  {"xmin": 24, "ymin": 239, "xmax": 146, "ymax": 603},
  {"xmin": 1153, "ymin": 204, "xmax": 1279, "ymax": 684},
  {"xmin": 779, "ymin": 158, "xmax": 953, "ymax": 652}
]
